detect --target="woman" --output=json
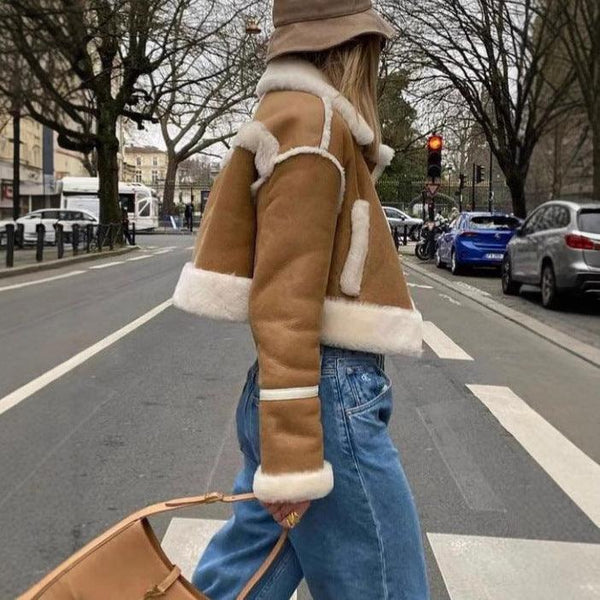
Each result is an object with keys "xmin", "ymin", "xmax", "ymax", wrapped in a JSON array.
[{"xmin": 172, "ymin": 0, "xmax": 429, "ymax": 597}]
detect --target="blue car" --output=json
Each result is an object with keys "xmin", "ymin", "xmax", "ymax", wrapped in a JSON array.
[{"xmin": 435, "ymin": 212, "xmax": 521, "ymax": 274}]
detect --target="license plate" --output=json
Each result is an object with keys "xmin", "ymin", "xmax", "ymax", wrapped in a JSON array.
[{"xmin": 485, "ymin": 253, "xmax": 504, "ymax": 260}]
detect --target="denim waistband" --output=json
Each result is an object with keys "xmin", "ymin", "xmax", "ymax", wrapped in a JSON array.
[{"xmin": 248, "ymin": 345, "xmax": 384, "ymax": 380}]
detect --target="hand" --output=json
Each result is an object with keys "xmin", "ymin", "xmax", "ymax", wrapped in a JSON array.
[{"xmin": 262, "ymin": 500, "xmax": 311, "ymax": 529}]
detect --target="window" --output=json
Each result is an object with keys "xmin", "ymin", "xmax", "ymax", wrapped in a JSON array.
[
  {"xmin": 470, "ymin": 215, "xmax": 520, "ymax": 230},
  {"xmin": 152, "ymin": 156, "xmax": 158, "ymax": 167},
  {"xmin": 151, "ymin": 170, "xmax": 158, "ymax": 184},
  {"xmin": 541, "ymin": 205, "xmax": 570, "ymax": 230},
  {"xmin": 578, "ymin": 210, "xmax": 600, "ymax": 234},
  {"xmin": 42, "ymin": 210, "xmax": 60, "ymax": 220},
  {"xmin": 136, "ymin": 156, "xmax": 142, "ymax": 166},
  {"xmin": 138, "ymin": 200, "xmax": 151, "ymax": 217},
  {"xmin": 135, "ymin": 170, "xmax": 143, "ymax": 183}
]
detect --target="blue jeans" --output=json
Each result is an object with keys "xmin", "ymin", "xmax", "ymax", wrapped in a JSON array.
[{"xmin": 192, "ymin": 346, "xmax": 429, "ymax": 599}]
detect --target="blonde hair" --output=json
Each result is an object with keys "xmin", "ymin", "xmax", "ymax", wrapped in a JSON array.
[{"xmin": 298, "ymin": 35, "xmax": 382, "ymax": 161}]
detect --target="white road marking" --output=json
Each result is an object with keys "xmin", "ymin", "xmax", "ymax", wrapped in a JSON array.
[
  {"xmin": 423, "ymin": 322, "xmax": 473, "ymax": 360},
  {"xmin": 126, "ymin": 254, "xmax": 153, "ymax": 261},
  {"xmin": 0, "ymin": 270, "xmax": 86, "ymax": 292},
  {"xmin": 455, "ymin": 281, "xmax": 491, "ymax": 296},
  {"xmin": 88, "ymin": 261, "xmax": 125, "ymax": 269},
  {"xmin": 407, "ymin": 282, "xmax": 434, "ymax": 289},
  {"xmin": 162, "ymin": 518, "xmax": 298, "ymax": 599},
  {"xmin": 428, "ymin": 533, "xmax": 600, "ymax": 599},
  {"xmin": 0, "ymin": 299, "xmax": 173, "ymax": 417},
  {"xmin": 439, "ymin": 293, "xmax": 462, "ymax": 306},
  {"xmin": 153, "ymin": 248, "xmax": 174, "ymax": 255},
  {"xmin": 467, "ymin": 385, "xmax": 600, "ymax": 528},
  {"xmin": 186, "ymin": 245, "xmax": 195, "ymax": 250}
]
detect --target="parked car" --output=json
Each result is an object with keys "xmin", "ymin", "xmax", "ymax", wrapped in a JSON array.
[
  {"xmin": 502, "ymin": 199, "xmax": 600, "ymax": 308},
  {"xmin": 16, "ymin": 208, "xmax": 98, "ymax": 244},
  {"xmin": 436, "ymin": 212, "xmax": 521, "ymax": 274},
  {"xmin": 383, "ymin": 206, "xmax": 423, "ymax": 241}
]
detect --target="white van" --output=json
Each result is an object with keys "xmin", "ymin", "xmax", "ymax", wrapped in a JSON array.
[{"xmin": 59, "ymin": 177, "xmax": 159, "ymax": 230}]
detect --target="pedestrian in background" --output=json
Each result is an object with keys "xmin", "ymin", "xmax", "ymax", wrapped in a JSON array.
[
  {"xmin": 172, "ymin": 0, "xmax": 430, "ymax": 597},
  {"xmin": 184, "ymin": 201, "xmax": 193, "ymax": 232}
]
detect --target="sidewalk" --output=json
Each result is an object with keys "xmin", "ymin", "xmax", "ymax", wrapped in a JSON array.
[{"xmin": 0, "ymin": 245, "xmax": 140, "ymax": 279}]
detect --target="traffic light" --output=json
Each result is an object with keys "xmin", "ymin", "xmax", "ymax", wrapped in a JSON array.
[
  {"xmin": 427, "ymin": 135, "xmax": 443, "ymax": 180},
  {"xmin": 475, "ymin": 164, "xmax": 485, "ymax": 183}
]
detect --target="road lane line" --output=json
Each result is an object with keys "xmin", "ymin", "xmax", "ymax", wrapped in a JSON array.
[
  {"xmin": 162, "ymin": 518, "xmax": 298, "ymax": 600},
  {"xmin": 88, "ymin": 261, "xmax": 125, "ymax": 269},
  {"xmin": 439, "ymin": 293, "xmax": 462, "ymax": 306},
  {"xmin": 186, "ymin": 245, "xmax": 195, "ymax": 250},
  {"xmin": 428, "ymin": 533, "xmax": 600, "ymax": 600},
  {"xmin": 423, "ymin": 322, "xmax": 473, "ymax": 360},
  {"xmin": 467, "ymin": 384, "xmax": 600, "ymax": 527},
  {"xmin": 0, "ymin": 270, "xmax": 86, "ymax": 292},
  {"xmin": 153, "ymin": 249, "xmax": 174, "ymax": 255},
  {"xmin": 408, "ymin": 283, "xmax": 434, "ymax": 289},
  {"xmin": 126, "ymin": 254, "xmax": 153, "ymax": 261},
  {"xmin": 0, "ymin": 299, "xmax": 173, "ymax": 417}
]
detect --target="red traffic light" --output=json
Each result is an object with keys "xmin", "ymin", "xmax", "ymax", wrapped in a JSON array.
[{"xmin": 427, "ymin": 135, "xmax": 443, "ymax": 151}]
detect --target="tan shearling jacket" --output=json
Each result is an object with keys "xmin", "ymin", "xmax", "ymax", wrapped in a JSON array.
[{"xmin": 173, "ymin": 57, "xmax": 422, "ymax": 503}]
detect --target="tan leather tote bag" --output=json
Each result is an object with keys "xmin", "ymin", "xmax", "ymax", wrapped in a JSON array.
[{"xmin": 19, "ymin": 492, "xmax": 288, "ymax": 600}]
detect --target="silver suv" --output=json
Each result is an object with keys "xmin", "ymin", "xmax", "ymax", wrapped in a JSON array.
[{"xmin": 502, "ymin": 199, "xmax": 600, "ymax": 308}]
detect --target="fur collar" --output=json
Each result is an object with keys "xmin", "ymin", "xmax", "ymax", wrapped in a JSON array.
[{"xmin": 256, "ymin": 57, "xmax": 374, "ymax": 146}]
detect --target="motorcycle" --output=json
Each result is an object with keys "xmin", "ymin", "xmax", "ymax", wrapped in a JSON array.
[{"xmin": 415, "ymin": 217, "xmax": 449, "ymax": 261}]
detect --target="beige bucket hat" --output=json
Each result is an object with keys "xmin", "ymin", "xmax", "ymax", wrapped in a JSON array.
[{"xmin": 266, "ymin": 0, "xmax": 396, "ymax": 62}]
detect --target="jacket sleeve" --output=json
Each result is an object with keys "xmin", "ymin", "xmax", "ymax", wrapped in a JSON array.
[{"xmin": 249, "ymin": 151, "xmax": 342, "ymax": 503}]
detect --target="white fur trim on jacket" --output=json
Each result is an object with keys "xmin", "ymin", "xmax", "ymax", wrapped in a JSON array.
[
  {"xmin": 173, "ymin": 265, "xmax": 422, "ymax": 355},
  {"xmin": 253, "ymin": 461, "xmax": 334, "ymax": 503},
  {"xmin": 372, "ymin": 144, "xmax": 395, "ymax": 182},
  {"xmin": 322, "ymin": 297, "xmax": 423, "ymax": 356},
  {"xmin": 256, "ymin": 57, "xmax": 374, "ymax": 146},
  {"xmin": 172, "ymin": 262, "xmax": 251, "ymax": 322},
  {"xmin": 220, "ymin": 121, "xmax": 280, "ymax": 195},
  {"xmin": 340, "ymin": 200, "xmax": 370, "ymax": 296}
]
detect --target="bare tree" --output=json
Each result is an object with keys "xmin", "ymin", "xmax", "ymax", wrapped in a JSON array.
[
  {"xmin": 152, "ymin": 1, "xmax": 268, "ymax": 213},
  {"xmin": 0, "ymin": 0, "xmax": 257, "ymax": 224},
  {"xmin": 385, "ymin": 0, "xmax": 577, "ymax": 217},
  {"xmin": 542, "ymin": 0, "xmax": 599, "ymax": 198}
]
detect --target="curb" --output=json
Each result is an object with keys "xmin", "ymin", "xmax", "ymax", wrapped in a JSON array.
[
  {"xmin": 403, "ymin": 258, "xmax": 600, "ymax": 370},
  {"xmin": 0, "ymin": 245, "xmax": 141, "ymax": 280}
]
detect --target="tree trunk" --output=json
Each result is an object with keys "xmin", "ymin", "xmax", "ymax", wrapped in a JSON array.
[
  {"xmin": 162, "ymin": 155, "xmax": 180, "ymax": 216},
  {"xmin": 96, "ymin": 110, "xmax": 121, "ymax": 229},
  {"xmin": 506, "ymin": 170, "xmax": 527, "ymax": 218},
  {"xmin": 593, "ymin": 120, "xmax": 600, "ymax": 200}
]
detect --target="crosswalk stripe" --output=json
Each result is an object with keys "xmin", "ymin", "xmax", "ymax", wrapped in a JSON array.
[
  {"xmin": 423, "ymin": 322, "xmax": 473, "ymax": 360},
  {"xmin": 88, "ymin": 261, "xmax": 125, "ymax": 269},
  {"xmin": 162, "ymin": 517, "xmax": 297, "ymax": 599},
  {"xmin": 467, "ymin": 385, "xmax": 600, "ymax": 527},
  {"xmin": 428, "ymin": 533, "xmax": 600, "ymax": 599}
]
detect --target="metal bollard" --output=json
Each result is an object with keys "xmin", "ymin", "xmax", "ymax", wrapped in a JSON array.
[
  {"xmin": 6, "ymin": 223, "xmax": 15, "ymax": 268},
  {"xmin": 403, "ymin": 224, "xmax": 408, "ymax": 246},
  {"xmin": 36, "ymin": 223, "xmax": 45, "ymax": 262},
  {"xmin": 97, "ymin": 224, "xmax": 104, "ymax": 252},
  {"xmin": 56, "ymin": 224, "xmax": 64, "ymax": 259},
  {"xmin": 16, "ymin": 223, "xmax": 24, "ymax": 249},
  {"xmin": 72, "ymin": 224, "xmax": 79, "ymax": 255},
  {"xmin": 393, "ymin": 225, "xmax": 400, "ymax": 250},
  {"xmin": 86, "ymin": 224, "xmax": 93, "ymax": 253},
  {"xmin": 131, "ymin": 222, "xmax": 136, "ymax": 246},
  {"xmin": 108, "ymin": 224, "xmax": 114, "ymax": 250}
]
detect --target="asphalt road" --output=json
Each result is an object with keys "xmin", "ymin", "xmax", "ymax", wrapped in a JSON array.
[{"xmin": 1, "ymin": 234, "xmax": 598, "ymax": 599}]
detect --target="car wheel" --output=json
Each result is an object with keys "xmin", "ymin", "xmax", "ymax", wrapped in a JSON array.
[
  {"xmin": 541, "ymin": 263, "xmax": 561, "ymax": 309},
  {"xmin": 451, "ymin": 250, "xmax": 463, "ymax": 275},
  {"xmin": 501, "ymin": 255, "xmax": 521, "ymax": 295},
  {"xmin": 435, "ymin": 247, "xmax": 445, "ymax": 268}
]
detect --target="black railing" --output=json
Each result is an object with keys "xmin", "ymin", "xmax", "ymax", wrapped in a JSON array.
[{"xmin": 2, "ymin": 221, "xmax": 136, "ymax": 269}]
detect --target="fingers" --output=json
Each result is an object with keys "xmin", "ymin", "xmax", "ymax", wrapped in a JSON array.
[{"xmin": 262, "ymin": 501, "xmax": 311, "ymax": 529}]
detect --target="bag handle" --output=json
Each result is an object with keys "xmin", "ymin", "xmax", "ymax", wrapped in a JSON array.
[{"xmin": 19, "ymin": 493, "xmax": 288, "ymax": 600}]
